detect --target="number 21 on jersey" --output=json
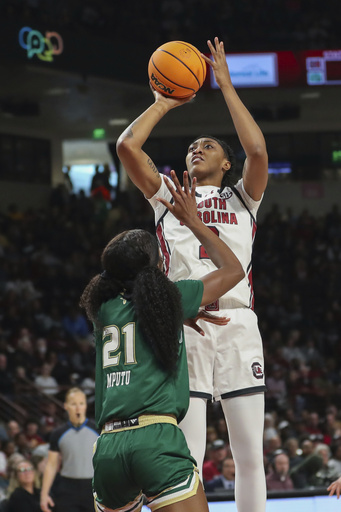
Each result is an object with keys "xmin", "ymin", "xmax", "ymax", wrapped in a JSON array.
[{"xmin": 102, "ymin": 323, "xmax": 136, "ymax": 368}]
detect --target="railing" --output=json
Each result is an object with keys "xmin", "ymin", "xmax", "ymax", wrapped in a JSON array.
[{"xmin": 0, "ymin": 378, "xmax": 66, "ymax": 425}]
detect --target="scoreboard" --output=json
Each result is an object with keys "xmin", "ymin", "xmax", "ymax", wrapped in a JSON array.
[{"xmin": 208, "ymin": 49, "xmax": 341, "ymax": 89}]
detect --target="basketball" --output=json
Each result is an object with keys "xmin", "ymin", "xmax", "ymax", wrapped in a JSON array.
[{"xmin": 148, "ymin": 41, "xmax": 207, "ymax": 99}]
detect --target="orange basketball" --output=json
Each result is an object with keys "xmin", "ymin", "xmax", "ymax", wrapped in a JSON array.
[{"xmin": 148, "ymin": 41, "xmax": 207, "ymax": 99}]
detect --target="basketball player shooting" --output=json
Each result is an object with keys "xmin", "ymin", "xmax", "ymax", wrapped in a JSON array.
[{"xmin": 116, "ymin": 37, "xmax": 269, "ymax": 512}]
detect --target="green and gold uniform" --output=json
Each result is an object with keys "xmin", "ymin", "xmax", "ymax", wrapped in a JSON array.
[{"xmin": 93, "ymin": 279, "xmax": 204, "ymax": 512}]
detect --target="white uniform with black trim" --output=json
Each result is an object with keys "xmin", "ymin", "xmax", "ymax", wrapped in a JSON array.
[{"xmin": 148, "ymin": 177, "xmax": 265, "ymax": 400}]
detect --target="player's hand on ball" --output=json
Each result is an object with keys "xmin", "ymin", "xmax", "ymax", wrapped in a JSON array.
[{"xmin": 149, "ymin": 83, "xmax": 195, "ymax": 109}]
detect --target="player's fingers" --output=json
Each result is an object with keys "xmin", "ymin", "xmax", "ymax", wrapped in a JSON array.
[
  {"xmin": 170, "ymin": 170, "xmax": 182, "ymax": 191},
  {"xmin": 214, "ymin": 37, "xmax": 222, "ymax": 50},
  {"xmin": 183, "ymin": 171, "xmax": 190, "ymax": 195},
  {"xmin": 203, "ymin": 317, "xmax": 230, "ymax": 325},
  {"xmin": 156, "ymin": 197, "xmax": 173, "ymax": 212},
  {"xmin": 201, "ymin": 53, "xmax": 213, "ymax": 66},
  {"xmin": 207, "ymin": 39, "xmax": 215, "ymax": 55},
  {"xmin": 192, "ymin": 323, "xmax": 205, "ymax": 336},
  {"xmin": 191, "ymin": 176, "xmax": 197, "ymax": 197},
  {"xmin": 170, "ymin": 171, "xmax": 186, "ymax": 201},
  {"xmin": 162, "ymin": 175, "xmax": 179, "ymax": 199}
]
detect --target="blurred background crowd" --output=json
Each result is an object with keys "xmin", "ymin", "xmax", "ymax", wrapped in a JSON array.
[
  {"xmin": 0, "ymin": 178, "xmax": 340, "ymax": 499},
  {"xmin": 0, "ymin": 0, "xmax": 341, "ymax": 506}
]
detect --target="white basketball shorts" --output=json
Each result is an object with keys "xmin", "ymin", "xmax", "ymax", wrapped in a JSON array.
[{"xmin": 183, "ymin": 305, "xmax": 265, "ymax": 400}]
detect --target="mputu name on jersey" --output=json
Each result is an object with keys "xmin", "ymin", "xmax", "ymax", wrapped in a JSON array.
[{"xmin": 107, "ymin": 370, "xmax": 131, "ymax": 388}]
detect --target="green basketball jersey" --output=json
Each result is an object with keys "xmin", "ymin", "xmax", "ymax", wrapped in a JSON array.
[{"xmin": 94, "ymin": 279, "xmax": 204, "ymax": 428}]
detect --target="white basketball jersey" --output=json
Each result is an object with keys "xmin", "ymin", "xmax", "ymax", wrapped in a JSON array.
[{"xmin": 148, "ymin": 178, "xmax": 262, "ymax": 309}]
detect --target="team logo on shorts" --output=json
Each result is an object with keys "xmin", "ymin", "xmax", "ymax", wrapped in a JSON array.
[{"xmin": 251, "ymin": 362, "xmax": 264, "ymax": 379}]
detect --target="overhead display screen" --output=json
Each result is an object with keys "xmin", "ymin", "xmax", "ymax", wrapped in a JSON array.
[{"xmin": 208, "ymin": 49, "xmax": 341, "ymax": 88}]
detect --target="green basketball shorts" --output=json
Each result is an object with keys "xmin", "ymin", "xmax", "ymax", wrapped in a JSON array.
[{"xmin": 93, "ymin": 419, "xmax": 199, "ymax": 512}]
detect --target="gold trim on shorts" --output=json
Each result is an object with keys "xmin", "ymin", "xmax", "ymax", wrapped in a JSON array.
[
  {"xmin": 94, "ymin": 491, "xmax": 144, "ymax": 512},
  {"xmin": 101, "ymin": 414, "xmax": 177, "ymax": 434},
  {"xmin": 147, "ymin": 468, "xmax": 200, "ymax": 511}
]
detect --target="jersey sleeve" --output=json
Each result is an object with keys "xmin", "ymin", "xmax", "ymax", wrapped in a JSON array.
[
  {"xmin": 175, "ymin": 280, "xmax": 204, "ymax": 319},
  {"xmin": 147, "ymin": 177, "xmax": 175, "ymax": 221},
  {"xmin": 235, "ymin": 178, "xmax": 263, "ymax": 216}
]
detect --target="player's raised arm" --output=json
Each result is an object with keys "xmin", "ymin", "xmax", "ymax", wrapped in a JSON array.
[
  {"xmin": 157, "ymin": 171, "xmax": 244, "ymax": 305},
  {"xmin": 202, "ymin": 37, "xmax": 268, "ymax": 201},
  {"xmin": 116, "ymin": 90, "xmax": 194, "ymax": 199}
]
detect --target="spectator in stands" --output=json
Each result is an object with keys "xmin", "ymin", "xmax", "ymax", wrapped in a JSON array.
[
  {"xmin": 31, "ymin": 444, "xmax": 49, "ymax": 488},
  {"xmin": 14, "ymin": 432, "xmax": 31, "ymax": 459},
  {"xmin": 0, "ymin": 354, "xmax": 13, "ymax": 398},
  {"xmin": 284, "ymin": 437, "xmax": 303, "ymax": 469},
  {"xmin": 330, "ymin": 442, "xmax": 341, "ymax": 475},
  {"xmin": 264, "ymin": 413, "xmax": 279, "ymax": 443},
  {"xmin": 70, "ymin": 338, "xmax": 94, "ymax": 380},
  {"xmin": 33, "ymin": 337, "xmax": 48, "ymax": 369},
  {"xmin": 1, "ymin": 442, "xmax": 16, "ymax": 463},
  {"xmin": 13, "ymin": 366, "xmax": 32, "ymax": 399},
  {"xmin": 264, "ymin": 434, "xmax": 283, "ymax": 461},
  {"xmin": 40, "ymin": 402, "xmax": 59, "ymax": 442},
  {"xmin": 265, "ymin": 365, "xmax": 287, "ymax": 412},
  {"xmin": 205, "ymin": 456, "xmax": 235, "ymax": 492},
  {"xmin": 311, "ymin": 443, "xmax": 340, "ymax": 487},
  {"xmin": 206, "ymin": 425, "xmax": 219, "ymax": 445},
  {"xmin": 23, "ymin": 419, "xmax": 44, "ymax": 451},
  {"xmin": 0, "ymin": 443, "xmax": 7, "ymax": 478},
  {"xmin": 61, "ymin": 305, "xmax": 90, "ymax": 342},
  {"xmin": 323, "ymin": 406, "xmax": 341, "ymax": 443},
  {"xmin": 11, "ymin": 328, "xmax": 36, "ymax": 379},
  {"xmin": 34, "ymin": 363, "xmax": 59, "ymax": 396},
  {"xmin": 305, "ymin": 411, "xmax": 323, "ymax": 436},
  {"xmin": 289, "ymin": 437, "xmax": 316, "ymax": 488},
  {"xmin": 6, "ymin": 459, "xmax": 41, "ymax": 512},
  {"xmin": 216, "ymin": 417, "xmax": 229, "ymax": 443},
  {"xmin": 6, "ymin": 454, "xmax": 25, "ymax": 481},
  {"xmin": 203, "ymin": 439, "xmax": 228, "ymax": 483},
  {"xmin": 80, "ymin": 368, "xmax": 95, "ymax": 407},
  {"xmin": 6, "ymin": 422, "xmax": 21, "ymax": 442},
  {"xmin": 290, "ymin": 441, "xmax": 337, "ymax": 488},
  {"xmin": 266, "ymin": 452, "xmax": 294, "ymax": 491}
]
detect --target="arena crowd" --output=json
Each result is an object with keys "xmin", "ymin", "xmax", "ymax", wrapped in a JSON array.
[{"xmin": 0, "ymin": 178, "xmax": 340, "ymax": 499}]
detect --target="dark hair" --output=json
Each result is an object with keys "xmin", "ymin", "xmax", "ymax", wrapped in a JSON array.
[
  {"xmin": 190, "ymin": 135, "xmax": 237, "ymax": 191},
  {"xmin": 80, "ymin": 229, "xmax": 184, "ymax": 371}
]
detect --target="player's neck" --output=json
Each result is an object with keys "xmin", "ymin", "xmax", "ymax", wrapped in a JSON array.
[
  {"xmin": 195, "ymin": 173, "xmax": 222, "ymax": 188},
  {"xmin": 196, "ymin": 179, "xmax": 220, "ymax": 188}
]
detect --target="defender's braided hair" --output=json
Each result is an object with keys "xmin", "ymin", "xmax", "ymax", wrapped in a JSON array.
[{"xmin": 80, "ymin": 230, "xmax": 184, "ymax": 372}]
